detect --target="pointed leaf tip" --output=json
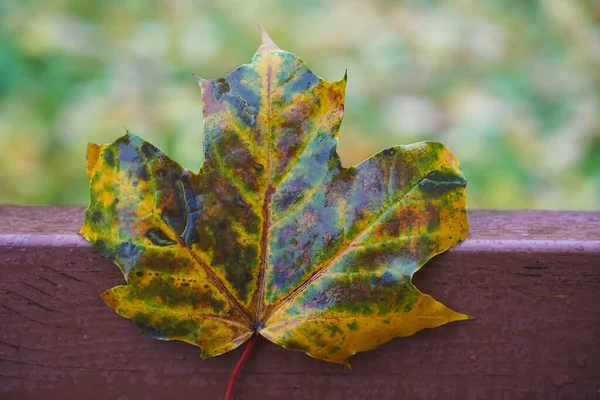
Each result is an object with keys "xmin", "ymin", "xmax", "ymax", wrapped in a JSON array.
[
  {"xmin": 192, "ymin": 73, "xmax": 203, "ymax": 85},
  {"xmin": 123, "ymin": 129, "xmax": 142, "ymax": 143},
  {"xmin": 258, "ymin": 26, "xmax": 279, "ymax": 52}
]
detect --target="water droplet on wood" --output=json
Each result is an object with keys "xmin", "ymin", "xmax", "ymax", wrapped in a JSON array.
[
  {"xmin": 550, "ymin": 374, "xmax": 575, "ymax": 388},
  {"xmin": 574, "ymin": 355, "xmax": 587, "ymax": 368}
]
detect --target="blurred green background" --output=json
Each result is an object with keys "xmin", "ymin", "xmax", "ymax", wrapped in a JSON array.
[{"xmin": 0, "ymin": 0, "xmax": 599, "ymax": 208}]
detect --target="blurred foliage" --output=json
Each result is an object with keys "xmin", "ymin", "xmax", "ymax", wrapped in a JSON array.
[{"xmin": 0, "ymin": 0, "xmax": 599, "ymax": 208}]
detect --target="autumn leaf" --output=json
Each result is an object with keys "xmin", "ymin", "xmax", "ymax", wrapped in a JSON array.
[{"xmin": 81, "ymin": 30, "xmax": 469, "ymax": 373}]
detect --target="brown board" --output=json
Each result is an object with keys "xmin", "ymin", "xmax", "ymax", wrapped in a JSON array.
[{"xmin": 1, "ymin": 206, "xmax": 599, "ymax": 399}]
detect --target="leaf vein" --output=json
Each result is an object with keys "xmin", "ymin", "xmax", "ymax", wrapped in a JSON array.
[{"xmin": 260, "ymin": 176, "xmax": 427, "ymax": 325}]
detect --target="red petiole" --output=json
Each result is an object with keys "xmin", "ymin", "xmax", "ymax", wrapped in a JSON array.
[{"xmin": 223, "ymin": 334, "xmax": 258, "ymax": 400}]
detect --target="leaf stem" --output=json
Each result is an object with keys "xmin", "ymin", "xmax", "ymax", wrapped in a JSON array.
[{"xmin": 224, "ymin": 334, "xmax": 258, "ymax": 400}]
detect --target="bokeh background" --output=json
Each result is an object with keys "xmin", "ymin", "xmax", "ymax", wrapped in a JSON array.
[{"xmin": 1, "ymin": 0, "xmax": 599, "ymax": 208}]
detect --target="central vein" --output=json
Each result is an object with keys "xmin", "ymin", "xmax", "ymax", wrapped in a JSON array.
[{"xmin": 254, "ymin": 55, "xmax": 274, "ymax": 328}]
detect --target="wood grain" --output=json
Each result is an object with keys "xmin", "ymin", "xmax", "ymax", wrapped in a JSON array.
[{"xmin": 1, "ymin": 206, "xmax": 599, "ymax": 399}]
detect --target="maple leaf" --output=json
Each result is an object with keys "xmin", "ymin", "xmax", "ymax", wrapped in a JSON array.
[{"xmin": 81, "ymin": 31, "xmax": 470, "ymax": 374}]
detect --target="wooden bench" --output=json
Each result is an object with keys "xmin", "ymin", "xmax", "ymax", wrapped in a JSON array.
[{"xmin": 1, "ymin": 206, "xmax": 599, "ymax": 399}]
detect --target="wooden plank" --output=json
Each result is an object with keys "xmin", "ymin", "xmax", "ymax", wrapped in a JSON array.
[{"xmin": 0, "ymin": 206, "xmax": 599, "ymax": 399}]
